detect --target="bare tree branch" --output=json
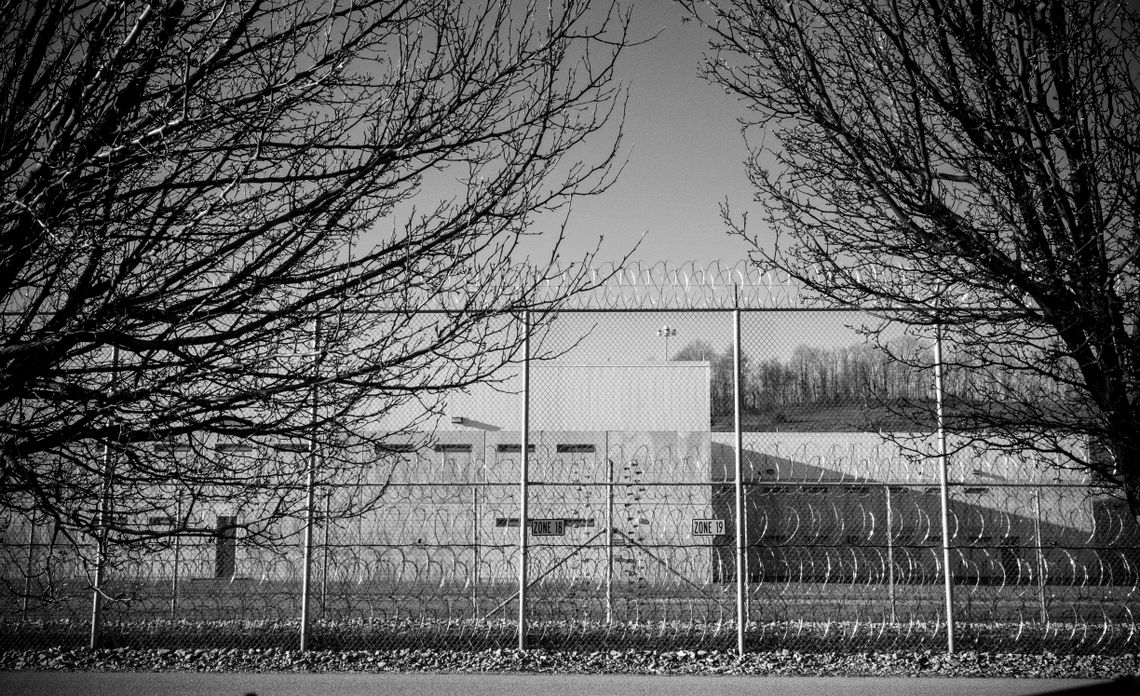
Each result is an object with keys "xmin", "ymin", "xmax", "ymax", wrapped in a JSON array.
[
  {"xmin": 684, "ymin": 0, "xmax": 1140, "ymax": 512},
  {"xmin": 0, "ymin": 0, "xmax": 632, "ymax": 585}
]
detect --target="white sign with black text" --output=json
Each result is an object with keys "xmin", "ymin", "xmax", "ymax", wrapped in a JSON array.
[
  {"xmin": 691, "ymin": 518, "xmax": 725, "ymax": 537},
  {"xmin": 531, "ymin": 519, "xmax": 566, "ymax": 536}
]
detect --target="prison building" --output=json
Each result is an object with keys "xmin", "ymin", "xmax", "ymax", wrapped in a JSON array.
[
  {"xmin": 5, "ymin": 362, "xmax": 1138, "ymax": 596},
  {"xmin": 340, "ymin": 362, "xmax": 717, "ymax": 589}
]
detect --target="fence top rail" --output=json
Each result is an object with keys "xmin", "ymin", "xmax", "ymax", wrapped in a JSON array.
[{"xmin": 347, "ymin": 479, "xmax": 1096, "ymax": 488}]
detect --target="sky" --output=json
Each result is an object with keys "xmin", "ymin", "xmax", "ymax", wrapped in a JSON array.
[
  {"xmin": 396, "ymin": 2, "xmax": 933, "ymax": 426},
  {"xmin": 535, "ymin": 2, "xmax": 762, "ymax": 268},
  {"xmin": 561, "ymin": 0, "xmax": 1140, "ymax": 270},
  {"xmin": 513, "ymin": 3, "xmax": 878, "ymax": 364},
  {"xmin": 480, "ymin": 2, "xmax": 873, "ymax": 366}
]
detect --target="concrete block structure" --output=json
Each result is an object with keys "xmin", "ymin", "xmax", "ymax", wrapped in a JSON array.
[
  {"xmin": 5, "ymin": 360, "xmax": 1138, "ymax": 604},
  {"xmin": 352, "ymin": 362, "xmax": 718, "ymax": 589}
]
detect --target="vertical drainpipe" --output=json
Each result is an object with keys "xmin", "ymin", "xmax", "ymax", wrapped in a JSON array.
[
  {"xmin": 934, "ymin": 319, "xmax": 955, "ymax": 653},
  {"xmin": 518, "ymin": 310, "xmax": 530, "ymax": 651}
]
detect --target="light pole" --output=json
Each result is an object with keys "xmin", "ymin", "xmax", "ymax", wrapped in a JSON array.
[{"xmin": 657, "ymin": 325, "xmax": 676, "ymax": 362}]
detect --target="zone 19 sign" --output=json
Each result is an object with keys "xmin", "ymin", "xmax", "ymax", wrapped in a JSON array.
[{"xmin": 691, "ymin": 518, "xmax": 725, "ymax": 537}]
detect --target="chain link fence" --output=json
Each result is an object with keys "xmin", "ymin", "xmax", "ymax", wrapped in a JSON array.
[{"xmin": 3, "ymin": 266, "xmax": 1139, "ymax": 654}]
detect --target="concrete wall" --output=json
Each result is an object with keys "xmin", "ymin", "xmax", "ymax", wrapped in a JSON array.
[
  {"xmin": 339, "ymin": 429, "xmax": 716, "ymax": 587},
  {"xmin": 5, "ymin": 430, "xmax": 1139, "ymax": 591},
  {"xmin": 432, "ymin": 362, "xmax": 711, "ymax": 432}
]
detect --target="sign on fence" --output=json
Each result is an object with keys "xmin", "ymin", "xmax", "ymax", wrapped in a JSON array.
[
  {"xmin": 691, "ymin": 518, "xmax": 725, "ymax": 536},
  {"xmin": 531, "ymin": 519, "xmax": 566, "ymax": 536}
]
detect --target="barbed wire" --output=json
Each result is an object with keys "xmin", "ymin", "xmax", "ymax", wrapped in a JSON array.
[{"xmin": 535, "ymin": 261, "xmax": 824, "ymax": 311}]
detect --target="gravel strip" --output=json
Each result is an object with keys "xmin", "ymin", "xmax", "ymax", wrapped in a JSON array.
[{"xmin": 1, "ymin": 647, "xmax": 1137, "ymax": 679}]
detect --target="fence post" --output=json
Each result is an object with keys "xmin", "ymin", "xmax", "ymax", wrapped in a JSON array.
[
  {"xmin": 300, "ymin": 319, "xmax": 320, "ymax": 651},
  {"xmin": 90, "ymin": 344, "xmax": 119, "ymax": 650},
  {"xmin": 299, "ymin": 446, "xmax": 316, "ymax": 650},
  {"xmin": 22, "ymin": 518, "xmax": 36, "ymax": 617},
  {"xmin": 933, "ymin": 320, "xmax": 955, "ymax": 653},
  {"xmin": 733, "ymin": 299, "xmax": 746, "ymax": 657},
  {"xmin": 1033, "ymin": 489, "xmax": 1047, "ymax": 623},
  {"xmin": 472, "ymin": 483, "xmax": 480, "ymax": 618},
  {"xmin": 321, "ymin": 490, "xmax": 331, "ymax": 615},
  {"xmin": 518, "ymin": 310, "xmax": 531, "ymax": 651},
  {"xmin": 90, "ymin": 472, "xmax": 110, "ymax": 649},
  {"xmin": 606, "ymin": 430, "xmax": 614, "ymax": 625},
  {"xmin": 885, "ymin": 485, "xmax": 896, "ymax": 623},
  {"xmin": 170, "ymin": 496, "xmax": 181, "ymax": 621}
]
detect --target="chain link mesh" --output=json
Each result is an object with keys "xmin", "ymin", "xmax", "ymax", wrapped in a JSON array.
[{"xmin": 2, "ymin": 306, "xmax": 1138, "ymax": 653}]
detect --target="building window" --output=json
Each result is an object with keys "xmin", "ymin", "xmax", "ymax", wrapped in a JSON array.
[
  {"xmin": 217, "ymin": 442, "xmax": 254, "ymax": 453},
  {"xmin": 556, "ymin": 444, "xmax": 596, "ymax": 454},
  {"xmin": 495, "ymin": 517, "xmax": 520, "ymax": 527},
  {"xmin": 102, "ymin": 513, "xmax": 131, "ymax": 527},
  {"xmin": 375, "ymin": 443, "xmax": 417, "ymax": 454},
  {"xmin": 272, "ymin": 441, "xmax": 309, "ymax": 453},
  {"xmin": 496, "ymin": 444, "xmax": 535, "ymax": 453},
  {"xmin": 152, "ymin": 439, "xmax": 192, "ymax": 453},
  {"xmin": 433, "ymin": 444, "xmax": 472, "ymax": 454}
]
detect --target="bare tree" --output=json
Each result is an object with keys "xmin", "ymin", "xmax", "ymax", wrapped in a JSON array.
[
  {"xmin": 685, "ymin": 0, "xmax": 1140, "ymax": 511},
  {"xmin": 672, "ymin": 339, "xmax": 745, "ymax": 422},
  {"xmin": 0, "ymin": 0, "xmax": 630, "ymax": 581}
]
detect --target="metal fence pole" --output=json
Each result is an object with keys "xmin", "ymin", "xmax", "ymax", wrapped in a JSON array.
[
  {"xmin": 300, "ymin": 320, "xmax": 320, "ymax": 651},
  {"xmin": 22, "ymin": 518, "xmax": 35, "ymax": 617},
  {"xmin": 518, "ymin": 310, "xmax": 531, "ymax": 651},
  {"xmin": 743, "ymin": 480, "xmax": 749, "ymax": 622},
  {"xmin": 170, "ymin": 496, "xmax": 181, "ymax": 621},
  {"xmin": 321, "ymin": 491, "xmax": 331, "ymax": 615},
  {"xmin": 733, "ymin": 302, "xmax": 745, "ymax": 657},
  {"xmin": 885, "ymin": 485, "xmax": 896, "ymax": 623},
  {"xmin": 606, "ymin": 431, "xmax": 614, "ymax": 625},
  {"xmin": 90, "ymin": 345, "xmax": 119, "ymax": 650},
  {"xmin": 933, "ymin": 320, "xmax": 956, "ymax": 653},
  {"xmin": 90, "ymin": 477, "xmax": 110, "ymax": 649},
  {"xmin": 1033, "ymin": 489, "xmax": 1048, "ymax": 623},
  {"xmin": 299, "ymin": 446, "xmax": 316, "ymax": 650},
  {"xmin": 473, "ymin": 483, "xmax": 480, "ymax": 619},
  {"xmin": 474, "ymin": 432, "xmax": 486, "ymax": 618}
]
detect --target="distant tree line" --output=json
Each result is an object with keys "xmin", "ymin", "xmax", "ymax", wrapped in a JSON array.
[{"xmin": 672, "ymin": 337, "xmax": 1072, "ymax": 422}]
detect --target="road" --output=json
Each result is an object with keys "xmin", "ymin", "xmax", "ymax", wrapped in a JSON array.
[{"xmin": 0, "ymin": 672, "xmax": 1128, "ymax": 696}]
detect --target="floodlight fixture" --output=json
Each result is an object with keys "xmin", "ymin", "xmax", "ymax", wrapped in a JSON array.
[{"xmin": 657, "ymin": 325, "xmax": 677, "ymax": 361}]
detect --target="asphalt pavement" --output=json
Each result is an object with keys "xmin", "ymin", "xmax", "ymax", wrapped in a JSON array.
[{"xmin": 0, "ymin": 672, "xmax": 1131, "ymax": 696}]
